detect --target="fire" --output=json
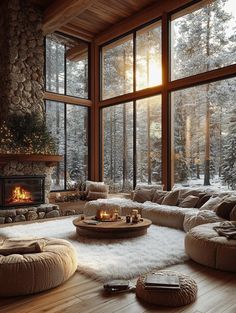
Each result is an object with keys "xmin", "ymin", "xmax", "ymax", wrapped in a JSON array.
[{"xmin": 12, "ymin": 186, "xmax": 32, "ymax": 203}]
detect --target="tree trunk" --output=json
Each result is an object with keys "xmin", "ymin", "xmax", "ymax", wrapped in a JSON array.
[
  {"xmin": 204, "ymin": 5, "xmax": 211, "ymax": 186},
  {"xmin": 146, "ymin": 47, "xmax": 151, "ymax": 184},
  {"xmin": 55, "ymin": 44, "xmax": 60, "ymax": 187}
]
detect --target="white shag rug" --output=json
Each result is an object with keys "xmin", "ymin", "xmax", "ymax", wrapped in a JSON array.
[{"xmin": 0, "ymin": 217, "xmax": 189, "ymax": 281}]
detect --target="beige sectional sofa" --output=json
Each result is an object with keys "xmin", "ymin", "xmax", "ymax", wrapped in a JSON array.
[
  {"xmin": 83, "ymin": 185, "xmax": 236, "ymax": 272},
  {"xmin": 84, "ymin": 186, "xmax": 236, "ymax": 231}
]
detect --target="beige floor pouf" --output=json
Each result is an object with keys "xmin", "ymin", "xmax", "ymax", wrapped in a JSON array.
[
  {"xmin": 185, "ymin": 222, "xmax": 236, "ymax": 272},
  {"xmin": 136, "ymin": 270, "xmax": 197, "ymax": 307},
  {"xmin": 0, "ymin": 238, "xmax": 77, "ymax": 297}
]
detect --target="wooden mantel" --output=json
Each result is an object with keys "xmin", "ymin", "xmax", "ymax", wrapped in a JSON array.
[{"xmin": 0, "ymin": 154, "xmax": 63, "ymax": 167}]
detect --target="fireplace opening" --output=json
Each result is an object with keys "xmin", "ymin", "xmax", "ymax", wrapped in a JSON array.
[{"xmin": 0, "ymin": 176, "xmax": 45, "ymax": 208}]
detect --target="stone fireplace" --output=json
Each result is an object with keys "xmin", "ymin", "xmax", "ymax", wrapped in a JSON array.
[{"xmin": 0, "ymin": 1, "xmax": 63, "ymax": 224}]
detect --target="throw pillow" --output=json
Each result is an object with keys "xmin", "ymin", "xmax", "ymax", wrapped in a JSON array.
[
  {"xmin": 87, "ymin": 191, "xmax": 108, "ymax": 200},
  {"xmin": 230, "ymin": 205, "xmax": 236, "ymax": 221},
  {"xmin": 179, "ymin": 195, "xmax": 199, "ymax": 208},
  {"xmin": 133, "ymin": 188, "xmax": 155, "ymax": 203},
  {"xmin": 89, "ymin": 183, "xmax": 109, "ymax": 193},
  {"xmin": 195, "ymin": 193, "xmax": 211, "ymax": 208},
  {"xmin": 199, "ymin": 196, "xmax": 223, "ymax": 211},
  {"xmin": 215, "ymin": 201, "xmax": 236, "ymax": 220},
  {"xmin": 177, "ymin": 188, "xmax": 200, "ymax": 204},
  {"xmin": 86, "ymin": 180, "xmax": 104, "ymax": 191},
  {"xmin": 152, "ymin": 191, "xmax": 168, "ymax": 204},
  {"xmin": 162, "ymin": 190, "xmax": 179, "ymax": 206}
]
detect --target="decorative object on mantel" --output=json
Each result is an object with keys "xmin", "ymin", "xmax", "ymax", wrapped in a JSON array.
[{"xmin": 0, "ymin": 113, "xmax": 57, "ymax": 155}]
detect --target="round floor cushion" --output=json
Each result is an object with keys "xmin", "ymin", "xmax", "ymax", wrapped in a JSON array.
[
  {"xmin": 0, "ymin": 238, "xmax": 77, "ymax": 297},
  {"xmin": 136, "ymin": 270, "xmax": 197, "ymax": 307},
  {"xmin": 185, "ymin": 222, "xmax": 236, "ymax": 272}
]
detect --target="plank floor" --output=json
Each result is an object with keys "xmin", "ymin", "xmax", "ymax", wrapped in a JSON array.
[{"xmin": 0, "ymin": 260, "xmax": 236, "ymax": 313}]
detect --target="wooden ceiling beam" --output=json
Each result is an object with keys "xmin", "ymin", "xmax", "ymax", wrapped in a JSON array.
[
  {"xmin": 43, "ymin": 0, "xmax": 97, "ymax": 35},
  {"xmin": 95, "ymin": 0, "xmax": 193, "ymax": 45},
  {"xmin": 59, "ymin": 24, "xmax": 94, "ymax": 42}
]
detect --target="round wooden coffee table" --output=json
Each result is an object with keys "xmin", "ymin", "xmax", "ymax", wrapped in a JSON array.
[{"xmin": 73, "ymin": 217, "xmax": 152, "ymax": 239}]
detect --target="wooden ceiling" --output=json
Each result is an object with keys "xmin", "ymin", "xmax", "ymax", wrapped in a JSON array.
[{"xmin": 31, "ymin": 0, "xmax": 157, "ymax": 42}]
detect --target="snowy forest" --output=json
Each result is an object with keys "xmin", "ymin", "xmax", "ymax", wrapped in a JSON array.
[
  {"xmin": 172, "ymin": 0, "xmax": 236, "ymax": 190},
  {"xmin": 45, "ymin": 0, "xmax": 235, "ymax": 192},
  {"xmin": 45, "ymin": 36, "xmax": 88, "ymax": 190}
]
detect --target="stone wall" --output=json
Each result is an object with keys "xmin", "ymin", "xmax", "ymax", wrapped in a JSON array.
[{"xmin": 0, "ymin": 0, "xmax": 44, "ymax": 122}]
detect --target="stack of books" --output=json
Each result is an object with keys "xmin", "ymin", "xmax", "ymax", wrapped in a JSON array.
[{"xmin": 144, "ymin": 273, "xmax": 180, "ymax": 290}]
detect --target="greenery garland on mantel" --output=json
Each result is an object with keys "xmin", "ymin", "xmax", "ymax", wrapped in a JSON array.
[{"xmin": 0, "ymin": 113, "xmax": 57, "ymax": 155}]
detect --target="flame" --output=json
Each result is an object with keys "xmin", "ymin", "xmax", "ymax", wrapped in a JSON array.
[{"xmin": 12, "ymin": 186, "xmax": 32, "ymax": 203}]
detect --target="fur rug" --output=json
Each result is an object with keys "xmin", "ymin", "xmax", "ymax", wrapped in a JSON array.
[{"xmin": 0, "ymin": 217, "xmax": 189, "ymax": 281}]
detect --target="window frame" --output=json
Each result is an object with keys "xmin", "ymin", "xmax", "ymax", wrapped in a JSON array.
[
  {"xmin": 98, "ymin": 0, "xmax": 236, "ymax": 190},
  {"xmin": 44, "ymin": 32, "xmax": 92, "ymax": 192},
  {"xmin": 45, "ymin": 33, "xmax": 90, "ymax": 101},
  {"xmin": 45, "ymin": 100, "xmax": 90, "ymax": 192}
]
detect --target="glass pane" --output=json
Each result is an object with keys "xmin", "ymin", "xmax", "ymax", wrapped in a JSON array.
[
  {"xmin": 66, "ymin": 41, "xmax": 89, "ymax": 98},
  {"xmin": 66, "ymin": 105, "xmax": 88, "ymax": 189},
  {"xmin": 46, "ymin": 37, "xmax": 65, "ymax": 93},
  {"xmin": 172, "ymin": 77, "xmax": 236, "ymax": 190},
  {"xmin": 45, "ymin": 101, "xmax": 65, "ymax": 190},
  {"xmin": 171, "ymin": 0, "xmax": 236, "ymax": 80},
  {"xmin": 136, "ymin": 95, "xmax": 162, "ymax": 184},
  {"xmin": 102, "ymin": 35, "xmax": 133, "ymax": 100},
  {"xmin": 102, "ymin": 103, "xmax": 133, "ymax": 192},
  {"xmin": 136, "ymin": 21, "xmax": 162, "ymax": 90}
]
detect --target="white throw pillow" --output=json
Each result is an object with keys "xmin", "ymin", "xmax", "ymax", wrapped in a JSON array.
[{"xmin": 199, "ymin": 196, "xmax": 223, "ymax": 211}]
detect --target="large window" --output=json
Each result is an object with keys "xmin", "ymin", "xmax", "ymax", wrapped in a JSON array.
[
  {"xmin": 100, "ymin": 0, "xmax": 236, "ymax": 191},
  {"xmin": 171, "ymin": 0, "xmax": 236, "ymax": 80},
  {"xmin": 102, "ymin": 96, "xmax": 162, "ymax": 192},
  {"xmin": 46, "ymin": 101, "xmax": 88, "ymax": 190},
  {"xmin": 136, "ymin": 22, "xmax": 162, "ymax": 90},
  {"xmin": 46, "ymin": 35, "xmax": 89, "ymax": 98},
  {"xmin": 102, "ymin": 103, "xmax": 133, "ymax": 192},
  {"xmin": 45, "ymin": 33, "xmax": 89, "ymax": 191},
  {"xmin": 172, "ymin": 77, "xmax": 236, "ymax": 189},
  {"xmin": 136, "ymin": 95, "xmax": 162, "ymax": 184},
  {"xmin": 102, "ymin": 35, "xmax": 133, "ymax": 100},
  {"xmin": 101, "ymin": 21, "xmax": 162, "ymax": 100},
  {"xmin": 101, "ymin": 20, "xmax": 162, "ymax": 190}
]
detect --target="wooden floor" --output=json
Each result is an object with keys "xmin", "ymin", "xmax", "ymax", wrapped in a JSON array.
[{"xmin": 0, "ymin": 260, "xmax": 236, "ymax": 313}]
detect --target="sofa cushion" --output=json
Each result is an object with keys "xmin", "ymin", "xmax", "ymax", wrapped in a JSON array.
[
  {"xmin": 183, "ymin": 210, "xmax": 224, "ymax": 232},
  {"xmin": 195, "ymin": 193, "xmax": 211, "ymax": 208},
  {"xmin": 142, "ymin": 202, "xmax": 198, "ymax": 230},
  {"xmin": 179, "ymin": 195, "xmax": 199, "ymax": 208},
  {"xmin": 133, "ymin": 188, "xmax": 155, "ymax": 203},
  {"xmin": 230, "ymin": 206, "xmax": 236, "ymax": 221},
  {"xmin": 177, "ymin": 188, "xmax": 201, "ymax": 204},
  {"xmin": 152, "ymin": 191, "xmax": 168, "ymax": 204},
  {"xmin": 215, "ymin": 197, "xmax": 236, "ymax": 220},
  {"xmin": 185, "ymin": 222, "xmax": 236, "ymax": 272},
  {"xmin": 199, "ymin": 196, "xmax": 223, "ymax": 211},
  {"xmin": 162, "ymin": 190, "xmax": 179, "ymax": 206},
  {"xmin": 88, "ymin": 183, "xmax": 108, "ymax": 193}
]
